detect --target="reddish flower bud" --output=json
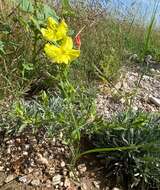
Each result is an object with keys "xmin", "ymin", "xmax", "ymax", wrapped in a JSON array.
[{"xmin": 75, "ymin": 34, "xmax": 81, "ymax": 49}]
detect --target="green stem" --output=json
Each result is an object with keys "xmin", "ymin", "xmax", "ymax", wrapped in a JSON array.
[
  {"xmin": 32, "ymin": 33, "xmax": 38, "ymax": 64},
  {"xmin": 75, "ymin": 144, "xmax": 145, "ymax": 162}
]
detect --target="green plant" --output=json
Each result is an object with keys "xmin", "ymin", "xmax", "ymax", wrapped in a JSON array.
[
  {"xmin": 143, "ymin": 1, "xmax": 159, "ymax": 57},
  {"xmin": 78, "ymin": 111, "xmax": 160, "ymax": 190},
  {"xmin": 79, "ymin": 17, "xmax": 124, "ymax": 82}
]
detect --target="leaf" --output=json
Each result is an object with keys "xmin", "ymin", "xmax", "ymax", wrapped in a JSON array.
[
  {"xmin": 30, "ymin": 16, "xmax": 41, "ymax": 31},
  {"xmin": 19, "ymin": 0, "xmax": 34, "ymax": 13},
  {"xmin": 0, "ymin": 23, "xmax": 11, "ymax": 34},
  {"xmin": 42, "ymin": 4, "xmax": 58, "ymax": 20},
  {"xmin": 36, "ymin": 3, "xmax": 59, "ymax": 21}
]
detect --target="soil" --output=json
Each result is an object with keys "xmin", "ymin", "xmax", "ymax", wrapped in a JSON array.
[
  {"xmin": 0, "ymin": 132, "xmax": 118, "ymax": 190},
  {"xmin": 96, "ymin": 66, "xmax": 160, "ymax": 119}
]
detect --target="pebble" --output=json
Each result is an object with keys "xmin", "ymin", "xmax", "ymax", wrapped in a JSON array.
[
  {"xmin": 77, "ymin": 163, "xmax": 87, "ymax": 174},
  {"xmin": 37, "ymin": 153, "xmax": 49, "ymax": 166},
  {"xmin": 31, "ymin": 178, "xmax": 40, "ymax": 186},
  {"xmin": 60, "ymin": 161, "xmax": 66, "ymax": 167},
  {"xmin": 149, "ymin": 95, "xmax": 160, "ymax": 107},
  {"xmin": 63, "ymin": 168, "xmax": 68, "ymax": 176},
  {"xmin": 18, "ymin": 175, "xmax": 31, "ymax": 184},
  {"xmin": 46, "ymin": 179, "xmax": 52, "ymax": 188},
  {"xmin": 93, "ymin": 181, "xmax": 100, "ymax": 189},
  {"xmin": 81, "ymin": 182, "xmax": 88, "ymax": 190},
  {"xmin": 0, "ymin": 166, "xmax": 4, "ymax": 171},
  {"xmin": 64, "ymin": 177, "xmax": 70, "ymax": 188},
  {"xmin": 5, "ymin": 174, "xmax": 15, "ymax": 183},
  {"xmin": 112, "ymin": 188, "xmax": 121, "ymax": 190},
  {"xmin": 23, "ymin": 151, "xmax": 28, "ymax": 156},
  {"xmin": 52, "ymin": 174, "xmax": 62, "ymax": 186},
  {"xmin": 49, "ymin": 167, "xmax": 55, "ymax": 176},
  {"xmin": 28, "ymin": 167, "xmax": 34, "ymax": 173},
  {"xmin": 24, "ymin": 144, "xmax": 30, "ymax": 150}
]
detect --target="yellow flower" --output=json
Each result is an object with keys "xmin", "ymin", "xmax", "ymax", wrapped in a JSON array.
[
  {"xmin": 41, "ymin": 17, "xmax": 68, "ymax": 41},
  {"xmin": 44, "ymin": 37, "xmax": 80, "ymax": 64}
]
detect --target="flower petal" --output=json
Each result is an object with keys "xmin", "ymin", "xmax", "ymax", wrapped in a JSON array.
[
  {"xmin": 56, "ymin": 19, "xmax": 68, "ymax": 40},
  {"xmin": 67, "ymin": 49, "xmax": 80, "ymax": 61},
  {"xmin": 47, "ymin": 17, "xmax": 58, "ymax": 30},
  {"xmin": 41, "ymin": 28, "xmax": 56, "ymax": 41},
  {"xmin": 61, "ymin": 37, "xmax": 73, "ymax": 51},
  {"xmin": 44, "ymin": 43, "xmax": 62, "ymax": 62}
]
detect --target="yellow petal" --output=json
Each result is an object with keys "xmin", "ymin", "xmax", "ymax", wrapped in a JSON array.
[
  {"xmin": 61, "ymin": 37, "xmax": 73, "ymax": 50},
  {"xmin": 67, "ymin": 49, "xmax": 80, "ymax": 61},
  {"xmin": 41, "ymin": 28, "xmax": 57, "ymax": 41},
  {"xmin": 57, "ymin": 55, "xmax": 70, "ymax": 64},
  {"xmin": 44, "ymin": 43, "xmax": 62, "ymax": 62},
  {"xmin": 47, "ymin": 17, "xmax": 58, "ymax": 30},
  {"xmin": 56, "ymin": 19, "xmax": 68, "ymax": 40}
]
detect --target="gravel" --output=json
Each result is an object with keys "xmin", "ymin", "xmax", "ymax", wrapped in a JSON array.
[{"xmin": 96, "ymin": 70, "xmax": 160, "ymax": 119}]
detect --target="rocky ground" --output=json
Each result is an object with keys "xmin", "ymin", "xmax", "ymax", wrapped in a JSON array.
[
  {"xmin": 0, "ymin": 131, "xmax": 120, "ymax": 190},
  {"xmin": 96, "ymin": 67, "xmax": 160, "ymax": 119},
  {"xmin": 0, "ymin": 64, "xmax": 159, "ymax": 190}
]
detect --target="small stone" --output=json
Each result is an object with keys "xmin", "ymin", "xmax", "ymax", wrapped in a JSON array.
[
  {"xmin": 60, "ymin": 161, "xmax": 65, "ymax": 167},
  {"xmin": 15, "ymin": 138, "xmax": 21, "ymax": 144},
  {"xmin": 17, "ymin": 147, "xmax": 21, "ymax": 151},
  {"xmin": 90, "ymin": 172, "xmax": 95, "ymax": 177},
  {"xmin": 81, "ymin": 182, "xmax": 88, "ymax": 190},
  {"xmin": 31, "ymin": 178, "xmax": 40, "ymax": 186},
  {"xmin": 115, "ymin": 82, "xmax": 122, "ymax": 90},
  {"xmin": 28, "ymin": 167, "xmax": 34, "ymax": 173},
  {"xmin": 37, "ymin": 153, "xmax": 49, "ymax": 166},
  {"xmin": 64, "ymin": 177, "xmax": 70, "ymax": 188},
  {"xmin": 77, "ymin": 164, "xmax": 87, "ymax": 174},
  {"xmin": 63, "ymin": 168, "xmax": 68, "ymax": 176},
  {"xmin": 6, "ymin": 140, "xmax": 13, "ymax": 145},
  {"xmin": 23, "ymin": 151, "xmax": 28, "ymax": 156},
  {"xmin": 150, "ymin": 68, "xmax": 155, "ymax": 73},
  {"xmin": 120, "ymin": 98, "xmax": 125, "ymax": 104},
  {"xmin": 149, "ymin": 96, "xmax": 160, "ymax": 107},
  {"xmin": 49, "ymin": 167, "xmax": 55, "ymax": 176},
  {"xmin": 52, "ymin": 174, "xmax": 62, "ymax": 186},
  {"xmin": 19, "ymin": 175, "xmax": 31, "ymax": 184},
  {"xmin": 61, "ymin": 147, "xmax": 65, "ymax": 152},
  {"xmin": 5, "ymin": 174, "xmax": 15, "ymax": 183},
  {"xmin": 7, "ymin": 146, "xmax": 11, "ymax": 154},
  {"xmin": 52, "ymin": 137, "xmax": 56, "ymax": 145},
  {"xmin": 0, "ymin": 166, "xmax": 4, "ymax": 171},
  {"xmin": 93, "ymin": 181, "xmax": 100, "ymax": 189},
  {"xmin": 112, "ymin": 188, "xmax": 121, "ymax": 190},
  {"xmin": 24, "ymin": 144, "xmax": 30, "ymax": 150},
  {"xmin": 46, "ymin": 179, "xmax": 52, "ymax": 188},
  {"xmin": 132, "ymin": 106, "xmax": 138, "ymax": 111}
]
